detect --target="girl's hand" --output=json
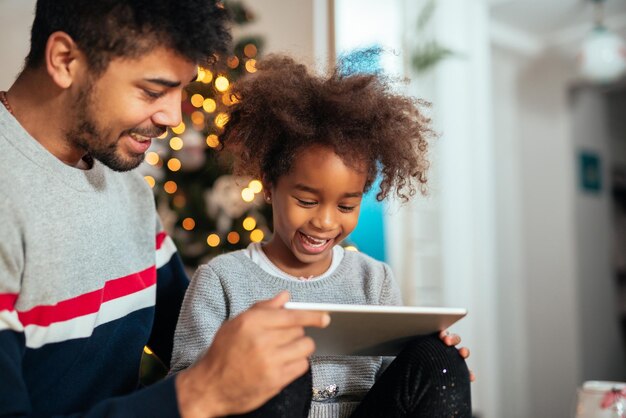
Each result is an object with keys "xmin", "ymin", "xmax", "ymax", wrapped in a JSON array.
[{"xmin": 439, "ymin": 330, "xmax": 475, "ymax": 382}]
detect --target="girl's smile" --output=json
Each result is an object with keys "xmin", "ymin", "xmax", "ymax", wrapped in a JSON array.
[{"xmin": 262, "ymin": 145, "xmax": 367, "ymax": 278}]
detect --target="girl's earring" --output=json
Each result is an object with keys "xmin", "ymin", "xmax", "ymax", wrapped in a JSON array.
[{"xmin": 265, "ymin": 195, "xmax": 271, "ymax": 203}]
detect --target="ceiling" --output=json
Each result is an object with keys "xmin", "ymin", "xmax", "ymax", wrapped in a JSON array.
[{"xmin": 490, "ymin": 0, "xmax": 626, "ymax": 38}]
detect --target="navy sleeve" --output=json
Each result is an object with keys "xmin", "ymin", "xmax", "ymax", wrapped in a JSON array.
[
  {"xmin": 0, "ymin": 330, "xmax": 30, "ymax": 415},
  {"xmin": 0, "ymin": 329, "xmax": 182, "ymax": 418}
]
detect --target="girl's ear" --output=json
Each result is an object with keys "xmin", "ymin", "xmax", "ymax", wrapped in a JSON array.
[
  {"xmin": 263, "ymin": 189, "xmax": 272, "ymax": 204},
  {"xmin": 262, "ymin": 178, "xmax": 272, "ymax": 204}
]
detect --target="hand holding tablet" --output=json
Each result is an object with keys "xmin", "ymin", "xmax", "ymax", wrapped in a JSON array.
[{"xmin": 284, "ymin": 302, "xmax": 467, "ymax": 356}]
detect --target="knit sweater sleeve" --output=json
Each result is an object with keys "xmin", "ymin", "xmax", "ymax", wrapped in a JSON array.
[
  {"xmin": 170, "ymin": 262, "xmax": 228, "ymax": 373},
  {"xmin": 378, "ymin": 262, "xmax": 403, "ymax": 306}
]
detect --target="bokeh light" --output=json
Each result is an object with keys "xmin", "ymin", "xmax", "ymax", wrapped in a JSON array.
[
  {"xmin": 190, "ymin": 94, "xmax": 204, "ymax": 108},
  {"xmin": 182, "ymin": 218, "xmax": 196, "ymax": 231},
  {"xmin": 206, "ymin": 134, "xmax": 220, "ymax": 148},
  {"xmin": 203, "ymin": 98, "xmax": 217, "ymax": 113},
  {"xmin": 145, "ymin": 152, "xmax": 160, "ymax": 165},
  {"xmin": 144, "ymin": 176, "xmax": 155, "ymax": 188},
  {"xmin": 215, "ymin": 112, "xmax": 229, "ymax": 128},
  {"xmin": 227, "ymin": 231, "xmax": 240, "ymax": 244},
  {"xmin": 215, "ymin": 76, "xmax": 230, "ymax": 92},
  {"xmin": 241, "ymin": 188, "xmax": 255, "ymax": 202},
  {"xmin": 164, "ymin": 181, "xmax": 178, "ymax": 194},
  {"xmin": 245, "ymin": 59, "xmax": 257, "ymax": 73},
  {"xmin": 244, "ymin": 44, "xmax": 258, "ymax": 58},
  {"xmin": 249, "ymin": 179, "xmax": 263, "ymax": 193},
  {"xmin": 191, "ymin": 111, "xmax": 205, "ymax": 126},
  {"xmin": 243, "ymin": 216, "xmax": 257, "ymax": 231},
  {"xmin": 207, "ymin": 234, "xmax": 221, "ymax": 247},
  {"xmin": 167, "ymin": 158, "xmax": 181, "ymax": 172},
  {"xmin": 169, "ymin": 137, "xmax": 183, "ymax": 151},
  {"xmin": 172, "ymin": 122, "xmax": 186, "ymax": 135},
  {"xmin": 250, "ymin": 229, "xmax": 264, "ymax": 243}
]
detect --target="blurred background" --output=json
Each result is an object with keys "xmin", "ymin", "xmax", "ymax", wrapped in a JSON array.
[{"xmin": 2, "ymin": 0, "xmax": 626, "ymax": 416}]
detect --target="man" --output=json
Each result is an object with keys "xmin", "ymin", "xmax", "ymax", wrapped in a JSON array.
[
  {"xmin": 0, "ymin": 1, "xmax": 470, "ymax": 417},
  {"xmin": 0, "ymin": 1, "xmax": 329, "ymax": 416}
]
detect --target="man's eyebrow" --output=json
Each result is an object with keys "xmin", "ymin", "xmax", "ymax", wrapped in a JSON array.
[{"xmin": 144, "ymin": 78, "xmax": 182, "ymax": 88}]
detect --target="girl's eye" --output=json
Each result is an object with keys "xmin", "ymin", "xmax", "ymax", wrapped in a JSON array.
[
  {"xmin": 339, "ymin": 205, "xmax": 355, "ymax": 213},
  {"xmin": 296, "ymin": 198, "xmax": 316, "ymax": 207}
]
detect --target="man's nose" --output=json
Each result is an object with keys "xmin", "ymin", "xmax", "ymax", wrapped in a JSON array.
[{"xmin": 151, "ymin": 91, "xmax": 183, "ymax": 128}]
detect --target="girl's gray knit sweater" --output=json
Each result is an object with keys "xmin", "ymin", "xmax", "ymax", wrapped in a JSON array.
[{"xmin": 171, "ymin": 249, "xmax": 402, "ymax": 418}]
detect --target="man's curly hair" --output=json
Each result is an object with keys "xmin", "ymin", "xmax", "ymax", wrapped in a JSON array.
[
  {"xmin": 26, "ymin": 0, "xmax": 231, "ymax": 73},
  {"xmin": 222, "ymin": 54, "xmax": 433, "ymax": 202}
]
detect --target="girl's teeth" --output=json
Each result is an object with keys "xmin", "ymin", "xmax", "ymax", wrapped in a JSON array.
[{"xmin": 302, "ymin": 233, "xmax": 328, "ymax": 247}]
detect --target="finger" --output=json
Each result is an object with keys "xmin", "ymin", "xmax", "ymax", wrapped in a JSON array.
[
  {"xmin": 278, "ymin": 359, "xmax": 311, "ymax": 390},
  {"xmin": 261, "ymin": 326, "xmax": 306, "ymax": 347},
  {"xmin": 439, "ymin": 330, "xmax": 461, "ymax": 347},
  {"xmin": 246, "ymin": 308, "xmax": 330, "ymax": 330},
  {"xmin": 458, "ymin": 346, "xmax": 470, "ymax": 359},
  {"xmin": 469, "ymin": 369, "xmax": 476, "ymax": 382},
  {"xmin": 275, "ymin": 335, "xmax": 316, "ymax": 363}
]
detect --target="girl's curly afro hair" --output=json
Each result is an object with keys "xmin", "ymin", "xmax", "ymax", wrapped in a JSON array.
[{"xmin": 221, "ymin": 54, "xmax": 434, "ymax": 202}]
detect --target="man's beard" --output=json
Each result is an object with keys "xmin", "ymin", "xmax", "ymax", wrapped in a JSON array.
[{"xmin": 66, "ymin": 88, "xmax": 163, "ymax": 172}]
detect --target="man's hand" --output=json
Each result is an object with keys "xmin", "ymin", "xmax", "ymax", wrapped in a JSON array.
[
  {"xmin": 439, "ymin": 329, "xmax": 475, "ymax": 382},
  {"xmin": 175, "ymin": 292, "xmax": 330, "ymax": 418}
]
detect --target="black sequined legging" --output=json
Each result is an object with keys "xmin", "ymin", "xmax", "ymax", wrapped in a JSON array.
[{"xmin": 233, "ymin": 333, "xmax": 472, "ymax": 418}]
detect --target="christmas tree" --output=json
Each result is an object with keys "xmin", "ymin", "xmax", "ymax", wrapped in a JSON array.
[{"xmin": 140, "ymin": 0, "xmax": 271, "ymax": 270}]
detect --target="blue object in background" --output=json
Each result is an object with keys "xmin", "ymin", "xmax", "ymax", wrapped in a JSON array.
[
  {"xmin": 348, "ymin": 178, "xmax": 386, "ymax": 262},
  {"xmin": 339, "ymin": 46, "xmax": 387, "ymax": 262},
  {"xmin": 579, "ymin": 150, "xmax": 602, "ymax": 193}
]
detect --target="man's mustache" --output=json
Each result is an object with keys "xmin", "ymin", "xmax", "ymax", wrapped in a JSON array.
[{"xmin": 124, "ymin": 126, "xmax": 167, "ymax": 138}]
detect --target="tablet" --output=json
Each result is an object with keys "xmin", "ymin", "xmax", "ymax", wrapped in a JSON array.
[{"xmin": 284, "ymin": 302, "xmax": 467, "ymax": 356}]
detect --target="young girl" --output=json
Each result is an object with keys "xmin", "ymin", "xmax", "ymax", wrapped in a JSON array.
[{"xmin": 171, "ymin": 55, "xmax": 471, "ymax": 417}]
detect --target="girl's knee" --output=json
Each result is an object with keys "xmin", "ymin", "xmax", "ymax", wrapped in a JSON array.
[{"xmin": 400, "ymin": 333, "xmax": 469, "ymax": 376}]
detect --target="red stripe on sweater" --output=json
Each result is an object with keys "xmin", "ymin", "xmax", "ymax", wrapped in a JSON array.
[
  {"xmin": 0, "ymin": 293, "xmax": 18, "ymax": 311},
  {"xmin": 156, "ymin": 231, "xmax": 167, "ymax": 250},
  {"xmin": 17, "ymin": 266, "xmax": 157, "ymax": 327}
]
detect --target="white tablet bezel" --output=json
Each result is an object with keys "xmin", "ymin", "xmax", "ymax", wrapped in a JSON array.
[{"xmin": 284, "ymin": 302, "xmax": 467, "ymax": 356}]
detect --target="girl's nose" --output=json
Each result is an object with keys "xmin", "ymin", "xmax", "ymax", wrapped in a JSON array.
[{"xmin": 311, "ymin": 206, "xmax": 337, "ymax": 230}]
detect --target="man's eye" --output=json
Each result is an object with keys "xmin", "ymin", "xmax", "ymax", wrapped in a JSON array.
[{"xmin": 143, "ymin": 89, "xmax": 164, "ymax": 99}]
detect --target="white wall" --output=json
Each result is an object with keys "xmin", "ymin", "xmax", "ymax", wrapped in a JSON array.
[
  {"xmin": 234, "ymin": 0, "xmax": 315, "ymax": 65},
  {"xmin": 516, "ymin": 50, "xmax": 581, "ymax": 418},
  {"xmin": 433, "ymin": 2, "xmax": 500, "ymax": 416},
  {"xmin": 491, "ymin": 45, "xmax": 532, "ymax": 418},
  {"xmin": 0, "ymin": 0, "xmax": 36, "ymax": 88},
  {"xmin": 570, "ymin": 86, "xmax": 626, "ymax": 382}
]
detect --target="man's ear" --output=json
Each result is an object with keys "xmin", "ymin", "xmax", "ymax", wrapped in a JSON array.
[{"xmin": 45, "ymin": 31, "xmax": 85, "ymax": 89}]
